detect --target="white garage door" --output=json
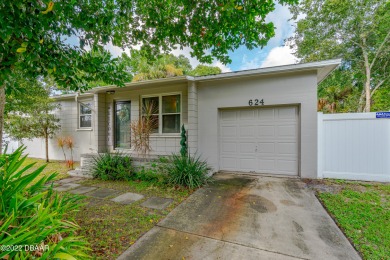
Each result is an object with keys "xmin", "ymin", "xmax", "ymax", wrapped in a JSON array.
[{"xmin": 219, "ymin": 106, "xmax": 299, "ymax": 176}]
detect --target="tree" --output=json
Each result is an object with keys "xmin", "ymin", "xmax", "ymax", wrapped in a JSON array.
[
  {"xmin": 371, "ymin": 85, "xmax": 390, "ymax": 112},
  {"xmin": 188, "ymin": 65, "xmax": 222, "ymax": 76},
  {"xmin": 1, "ymin": 0, "xmax": 298, "ymax": 152},
  {"xmin": 121, "ymin": 51, "xmax": 223, "ymax": 81},
  {"xmin": 317, "ymin": 67, "xmax": 361, "ymax": 113},
  {"xmin": 5, "ymin": 78, "xmax": 60, "ymax": 162},
  {"xmin": 289, "ymin": 0, "xmax": 390, "ymax": 112}
]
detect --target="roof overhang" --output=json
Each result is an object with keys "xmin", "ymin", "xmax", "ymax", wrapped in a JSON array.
[
  {"xmin": 52, "ymin": 59, "xmax": 341, "ymax": 99},
  {"xmin": 89, "ymin": 76, "xmax": 188, "ymax": 94},
  {"xmin": 51, "ymin": 92, "xmax": 93, "ymax": 101},
  {"xmin": 189, "ymin": 59, "xmax": 341, "ymax": 84}
]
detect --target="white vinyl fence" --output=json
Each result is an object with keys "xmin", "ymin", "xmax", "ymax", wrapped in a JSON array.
[{"xmin": 318, "ymin": 112, "xmax": 390, "ymax": 182}]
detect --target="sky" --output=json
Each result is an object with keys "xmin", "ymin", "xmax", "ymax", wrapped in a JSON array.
[{"xmin": 100, "ymin": 4, "xmax": 299, "ymax": 73}]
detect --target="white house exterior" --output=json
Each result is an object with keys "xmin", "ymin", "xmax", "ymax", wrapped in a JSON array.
[{"xmin": 23, "ymin": 59, "xmax": 341, "ymax": 179}]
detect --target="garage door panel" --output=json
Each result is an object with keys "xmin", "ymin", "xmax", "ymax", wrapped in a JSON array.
[
  {"xmin": 239, "ymin": 158, "xmax": 257, "ymax": 171},
  {"xmin": 239, "ymin": 110, "xmax": 256, "ymax": 120},
  {"xmin": 220, "ymin": 106, "xmax": 298, "ymax": 176},
  {"xmin": 258, "ymin": 108, "xmax": 275, "ymax": 120},
  {"xmin": 258, "ymin": 125, "xmax": 275, "ymax": 137},
  {"xmin": 221, "ymin": 126, "xmax": 237, "ymax": 137},
  {"xmin": 239, "ymin": 125, "xmax": 256, "ymax": 138},
  {"xmin": 277, "ymin": 142, "xmax": 298, "ymax": 155},
  {"xmin": 221, "ymin": 110, "xmax": 237, "ymax": 120},
  {"xmin": 220, "ymin": 157, "xmax": 238, "ymax": 170},
  {"xmin": 277, "ymin": 160, "xmax": 298, "ymax": 174},
  {"xmin": 221, "ymin": 142, "xmax": 237, "ymax": 153},
  {"xmin": 240, "ymin": 143, "xmax": 256, "ymax": 153},
  {"xmin": 277, "ymin": 125, "xmax": 297, "ymax": 137},
  {"xmin": 258, "ymin": 159, "xmax": 276, "ymax": 171},
  {"xmin": 257, "ymin": 142, "xmax": 275, "ymax": 154},
  {"xmin": 278, "ymin": 107, "xmax": 297, "ymax": 119}
]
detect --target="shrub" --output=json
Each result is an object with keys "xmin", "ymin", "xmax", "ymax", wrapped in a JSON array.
[
  {"xmin": 135, "ymin": 158, "xmax": 169, "ymax": 183},
  {"xmin": 92, "ymin": 152, "xmax": 134, "ymax": 181},
  {"xmin": 165, "ymin": 154, "xmax": 211, "ymax": 189},
  {"xmin": 0, "ymin": 146, "xmax": 90, "ymax": 259},
  {"xmin": 135, "ymin": 167, "xmax": 165, "ymax": 183}
]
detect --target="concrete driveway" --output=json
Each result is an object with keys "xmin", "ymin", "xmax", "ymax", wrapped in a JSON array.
[{"xmin": 118, "ymin": 173, "xmax": 361, "ymax": 260}]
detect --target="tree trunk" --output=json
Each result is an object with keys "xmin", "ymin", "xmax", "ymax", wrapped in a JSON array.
[
  {"xmin": 45, "ymin": 132, "xmax": 49, "ymax": 163},
  {"xmin": 0, "ymin": 85, "xmax": 5, "ymax": 155},
  {"xmin": 362, "ymin": 43, "xmax": 371, "ymax": 112},
  {"xmin": 364, "ymin": 73, "xmax": 371, "ymax": 112},
  {"xmin": 357, "ymin": 89, "xmax": 365, "ymax": 112}
]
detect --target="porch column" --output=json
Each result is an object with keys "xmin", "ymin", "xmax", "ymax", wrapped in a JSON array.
[
  {"xmin": 187, "ymin": 81, "xmax": 198, "ymax": 155},
  {"xmin": 93, "ymin": 93, "xmax": 107, "ymax": 153}
]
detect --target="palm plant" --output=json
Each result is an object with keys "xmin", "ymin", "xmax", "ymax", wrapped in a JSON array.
[{"xmin": 0, "ymin": 146, "xmax": 90, "ymax": 259}]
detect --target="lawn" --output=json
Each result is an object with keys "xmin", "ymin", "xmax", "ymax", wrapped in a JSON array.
[
  {"xmin": 312, "ymin": 180, "xmax": 390, "ymax": 260},
  {"xmin": 22, "ymin": 157, "xmax": 193, "ymax": 259},
  {"xmin": 72, "ymin": 179, "xmax": 192, "ymax": 259},
  {"xmin": 21, "ymin": 157, "xmax": 77, "ymax": 182}
]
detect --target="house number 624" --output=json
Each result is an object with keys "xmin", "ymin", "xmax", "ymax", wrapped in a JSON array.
[{"xmin": 248, "ymin": 99, "xmax": 264, "ymax": 106}]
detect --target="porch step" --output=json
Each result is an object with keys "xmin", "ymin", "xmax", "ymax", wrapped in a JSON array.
[{"xmin": 68, "ymin": 168, "xmax": 94, "ymax": 178}]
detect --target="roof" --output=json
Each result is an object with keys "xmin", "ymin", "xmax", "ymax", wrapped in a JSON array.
[
  {"xmin": 190, "ymin": 59, "xmax": 341, "ymax": 83},
  {"xmin": 53, "ymin": 59, "xmax": 341, "ymax": 99}
]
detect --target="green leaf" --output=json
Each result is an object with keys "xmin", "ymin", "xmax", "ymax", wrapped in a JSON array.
[
  {"xmin": 16, "ymin": 47, "xmax": 26, "ymax": 53},
  {"xmin": 53, "ymin": 253, "xmax": 77, "ymax": 260}
]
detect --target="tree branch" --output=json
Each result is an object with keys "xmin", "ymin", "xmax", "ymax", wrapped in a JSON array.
[
  {"xmin": 370, "ymin": 79, "xmax": 387, "ymax": 98},
  {"xmin": 370, "ymin": 31, "xmax": 390, "ymax": 70}
]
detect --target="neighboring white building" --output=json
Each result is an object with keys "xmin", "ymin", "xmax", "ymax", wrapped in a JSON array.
[{"xmin": 23, "ymin": 59, "xmax": 341, "ymax": 179}]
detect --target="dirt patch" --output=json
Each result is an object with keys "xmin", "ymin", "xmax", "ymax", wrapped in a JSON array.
[
  {"xmin": 202, "ymin": 185, "xmax": 250, "ymax": 238},
  {"xmin": 213, "ymin": 176, "xmax": 255, "ymax": 187},
  {"xmin": 304, "ymin": 180, "xmax": 342, "ymax": 193}
]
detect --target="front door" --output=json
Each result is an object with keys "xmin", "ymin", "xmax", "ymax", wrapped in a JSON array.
[{"xmin": 115, "ymin": 101, "xmax": 131, "ymax": 149}]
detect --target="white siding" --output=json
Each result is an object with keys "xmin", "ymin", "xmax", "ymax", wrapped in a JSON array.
[
  {"xmin": 318, "ymin": 112, "xmax": 390, "ymax": 182},
  {"xmin": 23, "ymin": 97, "xmax": 96, "ymax": 161},
  {"xmin": 198, "ymin": 71, "xmax": 318, "ymax": 178},
  {"xmin": 105, "ymin": 83, "xmax": 188, "ymax": 155}
]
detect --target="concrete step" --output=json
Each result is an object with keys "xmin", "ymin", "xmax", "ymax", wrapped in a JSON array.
[{"xmin": 68, "ymin": 169, "xmax": 93, "ymax": 178}]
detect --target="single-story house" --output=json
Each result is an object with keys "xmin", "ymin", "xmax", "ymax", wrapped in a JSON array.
[{"xmin": 23, "ymin": 59, "xmax": 341, "ymax": 179}]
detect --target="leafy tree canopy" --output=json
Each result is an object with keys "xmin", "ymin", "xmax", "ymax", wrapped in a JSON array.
[
  {"xmin": 1, "ymin": 0, "xmax": 298, "ymax": 91},
  {"xmin": 4, "ymin": 77, "xmax": 60, "ymax": 161},
  {"xmin": 119, "ymin": 50, "xmax": 223, "ymax": 82},
  {"xmin": 0, "ymin": 0, "xmax": 299, "ymax": 151},
  {"xmin": 5, "ymin": 74, "xmax": 57, "ymax": 115},
  {"xmin": 289, "ymin": 0, "xmax": 390, "ymax": 112},
  {"xmin": 188, "ymin": 65, "xmax": 222, "ymax": 76}
]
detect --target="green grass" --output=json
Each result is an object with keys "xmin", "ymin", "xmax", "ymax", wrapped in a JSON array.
[
  {"xmin": 317, "ymin": 181, "xmax": 390, "ymax": 260},
  {"xmin": 20, "ymin": 157, "xmax": 78, "ymax": 185},
  {"xmin": 73, "ymin": 179, "xmax": 192, "ymax": 259},
  {"xmin": 19, "ymin": 158, "xmax": 193, "ymax": 259}
]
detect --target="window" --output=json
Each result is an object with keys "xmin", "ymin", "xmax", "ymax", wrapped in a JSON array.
[
  {"xmin": 142, "ymin": 94, "xmax": 181, "ymax": 134},
  {"xmin": 79, "ymin": 102, "xmax": 92, "ymax": 128}
]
